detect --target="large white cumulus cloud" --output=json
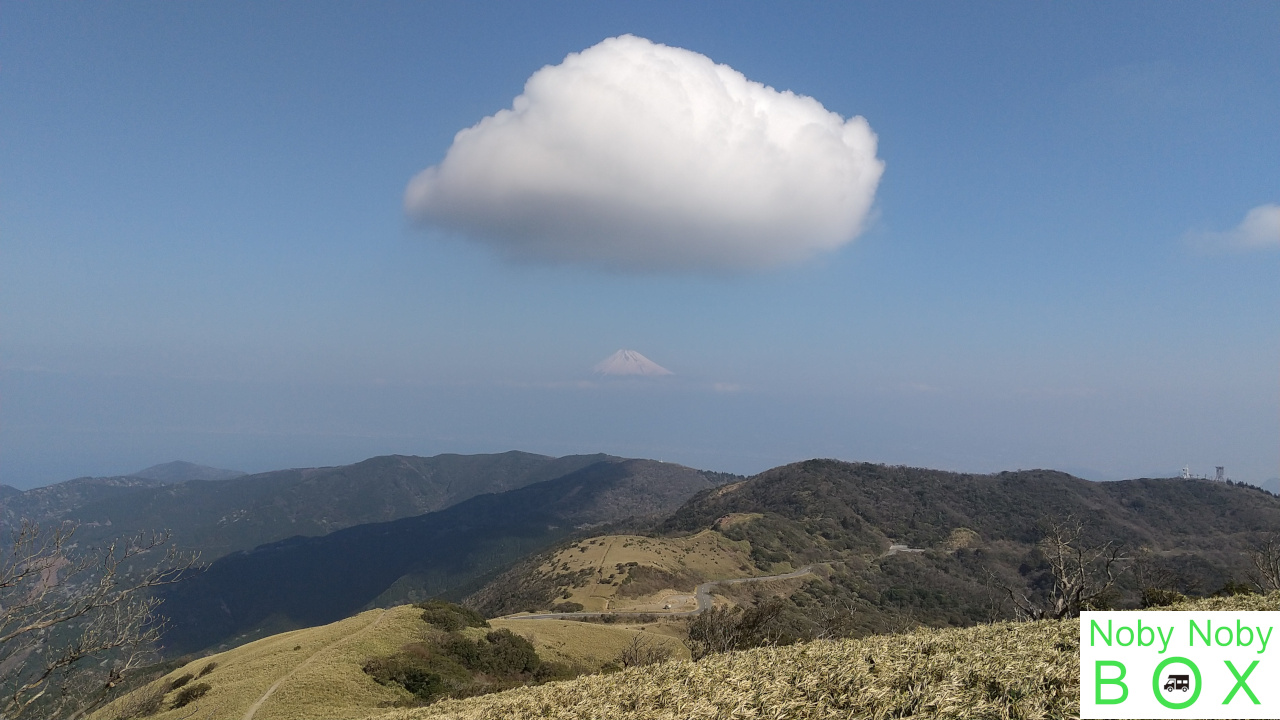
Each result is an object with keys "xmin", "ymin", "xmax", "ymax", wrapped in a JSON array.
[{"xmin": 405, "ymin": 35, "xmax": 884, "ymax": 272}]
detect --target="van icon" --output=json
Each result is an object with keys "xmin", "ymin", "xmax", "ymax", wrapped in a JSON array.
[{"xmin": 1164, "ymin": 674, "xmax": 1190, "ymax": 693}]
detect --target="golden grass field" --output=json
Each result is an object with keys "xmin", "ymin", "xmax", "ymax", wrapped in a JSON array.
[
  {"xmin": 96, "ymin": 581, "xmax": 1280, "ymax": 720},
  {"xmin": 93, "ymin": 606, "xmax": 687, "ymax": 720},
  {"xmin": 490, "ymin": 619, "xmax": 689, "ymax": 668},
  {"xmin": 533, "ymin": 530, "xmax": 758, "ymax": 612},
  {"xmin": 377, "ymin": 593, "xmax": 1280, "ymax": 720},
  {"xmin": 94, "ymin": 606, "xmax": 422, "ymax": 720}
]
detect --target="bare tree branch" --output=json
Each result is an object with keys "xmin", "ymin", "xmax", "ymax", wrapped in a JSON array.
[
  {"xmin": 685, "ymin": 599, "xmax": 786, "ymax": 660},
  {"xmin": 0, "ymin": 520, "xmax": 200, "ymax": 720},
  {"xmin": 987, "ymin": 516, "xmax": 1129, "ymax": 621},
  {"xmin": 616, "ymin": 633, "xmax": 671, "ymax": 668},
  {"xmin": 1247, "ymin": 533, "xmax": 1280, "ymax": 593}
]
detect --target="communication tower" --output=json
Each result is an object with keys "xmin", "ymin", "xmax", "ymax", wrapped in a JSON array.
[{"xmin": 1215, "ymin": 466, "xmax": 1225, "ymax": 483}]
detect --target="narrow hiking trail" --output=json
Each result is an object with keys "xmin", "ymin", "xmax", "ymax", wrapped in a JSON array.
[
  {"xmin": 502, "ymin": 565, "xmax": 819, "ymax": 621},
  {"xmin": 240, "ymin": 609, "xmax": 389, "ymax": 720},
  {"xmin": 588, "ymin": 536, "xmax": 620, "ymax": 610}
]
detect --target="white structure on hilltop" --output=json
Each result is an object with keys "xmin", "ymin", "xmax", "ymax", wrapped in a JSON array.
[{"xmin": 1180, "ymin": 465, "xmax": 1228, "ymax": 482}]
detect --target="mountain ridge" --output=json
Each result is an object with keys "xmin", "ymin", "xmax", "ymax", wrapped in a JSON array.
[
  {"xmin": 131, "ymin": 461, "xmax": 246, "ymax": 483},
  {"xmin": 155, "ymin": 458, "xmax": 722, "ymax": 655},
  {"xmin": 467, "ymin": 459, "xmax": 1280, "ymax": 635},
  {"xmin": 0, "ymin": 451, "xmax": 618, "ymax": 563}
]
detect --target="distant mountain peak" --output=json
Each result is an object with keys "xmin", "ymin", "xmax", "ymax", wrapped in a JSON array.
[
  {"xmin": 592, "ymin": 349, "xmax": 673, "ymax": 377},
  {"xmin": 132, "ymin": 461, "xmax": 246, "ymax": 483}
]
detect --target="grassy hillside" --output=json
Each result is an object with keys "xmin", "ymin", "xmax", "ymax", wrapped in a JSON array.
[
  {"xmin": 470, "ymin": 530, "xmax": 759, "ymax": 615},
  {"xmin": 156, "ymin": 459, "xmax": 721, "ymax": 655},
  {"xmin": 97, "ymin": 586, "xmax": 1278, "ymax": 720},
  {"xmin": 489, "ymin": 619, "xmax": 688, "ymax": 669},
  {"xmin": 94, "ymin": 606, "xmax": 682, "ymax": 720},
  {"xmin": 380, "ymin": 593, "xmax": 1280, "ymax": 720},
  {"xmin": 95, "ymin": 606, "xmax": 419, "ymax": 720}
]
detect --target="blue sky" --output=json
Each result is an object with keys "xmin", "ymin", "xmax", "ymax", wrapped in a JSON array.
[{"xmin": 2, "ymin": 2, "xmax": 1277, "ymax": 488}]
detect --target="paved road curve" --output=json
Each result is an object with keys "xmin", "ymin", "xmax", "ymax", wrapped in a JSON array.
[{"xmin": 501, "ymin": 565, "xmax": 818, "ymax": 621}]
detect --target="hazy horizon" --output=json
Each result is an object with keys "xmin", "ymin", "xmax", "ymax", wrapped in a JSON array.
[{"xmin": 3, "ymin": 3, "xmax": 1277, "ymax": 489}]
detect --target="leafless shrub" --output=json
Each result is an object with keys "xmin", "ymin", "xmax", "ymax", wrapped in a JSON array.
[
  {"xmin": 1247, "ymin": 533, "xmax": 1280, "ymax": 593},
  {"xmin": 1131, "ymin": 547, "xmax": 1189, "ymax": 607},
  {"xmin": 0, "ymin": 520, "xmax": 199, "ymax": 720},
  {"xmin": 991, "ymin": 516, "xmax": 1129, "ymax": 620},
  {"xmin": 811, "ymin": 598, "xmax": 858, "ymax": 640},
  {"xmin": 616, "ymin": 634, "xmax": 671, "ymax": 668},
  {"xmin": 685, "ymin": 599, "xmax": 786, "ymax": 661}
]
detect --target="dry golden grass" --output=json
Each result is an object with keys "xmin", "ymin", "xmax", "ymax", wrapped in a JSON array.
[
  {"xmin": 96, "ymin": 582, "xmax": 1279, "ymax": 720},
  {"xmin": 93, "ymin": 605, "xmax": 425, "ymax": 720},
  {"xmin": 538, "ymin": 531, "xmax": 756, "ymax": 612},
  {"xmin": 491, "ymin": 619, "xmax": 689, "ymax": 670},
  {"xmin": 95, "ymin": 608, "xmax": 686, "ymax": 720},
  {"xmin": 376, "ymin": 593, "xmax": 1280, "ymax": 720}
]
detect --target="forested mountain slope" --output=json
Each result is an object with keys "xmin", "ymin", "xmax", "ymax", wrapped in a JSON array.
[
  {"xmin": 663, "ymin": 460, "xmax": 1278, "ymax": 559},
  {"xmin": 156, "ymin": 459, "xmax": 722, "ymax": 655},
  {"xmin": 648, "ymin": 460, "xmax": 1280, "ymax": 630},
  {"xmin": 2, "ymin": 452, "xmax": 613, "ymax": 562}
]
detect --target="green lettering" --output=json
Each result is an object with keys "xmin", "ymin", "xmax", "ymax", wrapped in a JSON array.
[
  {"xmin": 1157, "ymin": 626, "xmax": 1173, "ymax": 654},
  {"xmin": 1259, "ymin": 626, "xmax": 1272, "ymax": 654},
  {"xmin": 1223, "ymin": 660, "xmax": 1260, "ymax": 705},
  {"xmin": 1118, "ymin": 626, "xmax": 1134, "ymax": 646},
  {"xmin": 1096, "ymin": 660, "xmax": 1128, "ymax": 705},
  {"xmin": 1190, "ymin": 619, "xmax": 1211, "ymax": 647},
  {"xmin": 1236, "ymin": 620, "xmax": 1253, "ymax": 647},
  {"xmin": 1216, "ymin": 626, "xmax": 1234, "ymax": 646},
  {"xmin": 1091, "ymin": 619, "xmax": 1113, "ymax": 647},
  {"xmin": 1138, "ymin": 620, "xmax": 1155, "ymax": 647}
]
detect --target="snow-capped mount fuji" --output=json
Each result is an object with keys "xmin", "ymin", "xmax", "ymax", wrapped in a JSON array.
[{"xmin": 592, "ymin": 349, "xmax": 673, "ymax": 377}]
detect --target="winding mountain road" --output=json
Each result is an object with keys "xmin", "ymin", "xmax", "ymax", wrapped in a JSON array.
[{"xmin": 501, "ymin": 565, "xmax": 819, "ymax": 621}]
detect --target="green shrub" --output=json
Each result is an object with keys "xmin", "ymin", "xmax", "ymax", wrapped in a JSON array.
[
  {"xmin": 169, "ymin": 682, "xmax": 210, "ymax": 709},
  {"xmin": 166, "ymin": 673, "xmax": 194, "ymax": 691},
  {"xmin": 417, "ymin": 600, "xmax": 490, "ymax": 631},
  {"xmin": 197, "ymin": 661, "xmax": 217, "ymax": 677},
  {"xmin": 532, "ymin": 660, "xmax": 579, "ymax": 683},
  {"xmin": 1213, "ymin": 580, "xmax": 1255, "ymax": 597},
  {"xmin": 364, "ymin": 655, "xmax": 452, "ymax": 702},
  {"xmin": 1140, "ymin": 588, "xmax": 1187, "ymax": 608},
  {"xmin": 363, "ymin": 626, "xmax": 556, "ymax": 706},
  {"xmin": 441, "ymin": 629, "xmax": 540, "ymax": 675}
]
